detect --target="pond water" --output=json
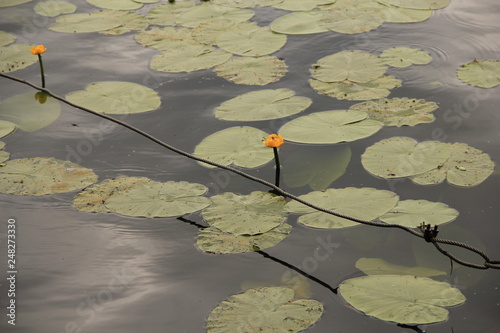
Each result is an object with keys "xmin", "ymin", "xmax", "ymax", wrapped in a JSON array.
[{"xmin": 0, "ymin": 0, "xmax": 499, "ymax": 332}]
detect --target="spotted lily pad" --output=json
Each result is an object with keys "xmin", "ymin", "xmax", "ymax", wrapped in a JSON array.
[
  {"xmin": 193, "ymin": 126, "xmax": 273, "ymax": 168},
  {"xmin": 215, "ymin": 89, "xmax": 311, "ymax": 121},
  {"xmin": 34, "ymin": 1, "xmax": 77, "ymax": 17},
  {"xmin": 379, "ymin": 199, "xmax": 459, "ymax": 227},
  {"xmin": 457, "ymin": 59, "xmax": 500, "ymax": 88},
  {"xmin": 202, "ymin": 191, "xmax": 287, "ymax": 235},
  {"xmin": 348, "ymin": 97, "xmax": 438, "ymax": 126},
  {"xmin": 378, "ymin": 0, "xmax": 450, "ymax": 10},
  {"xmin": 278, "ymin": 110, "xmax": 383, "ymax": 144},
  {"xmin": 0, "ymin": 44, "xmax": 38, "ymax": 73},
  {"xmin": 286, "ymin": 187, "xmax": 398, "ymax": 229},
  {"xmin": 0, "ymin": 120, "xmax": 16, "ymax": 138},
  {"xmin": 104, "ymin": 181, "xmax": 211, "ymax": 218},
  {"xmin": 270, "ymin": 11, "xmax": 329, "ymax": 35},
  {"xmin": 206, "ymin": 287, "xmax": 323, "ymax": 333},
  {"xmin": 339, "ymin": 275, "xmax": 465, "ymax": 324},
  {"xmin": 65, "ymin": 81, "xmax": 161, "ymax": 114},
  {"xmin": 0, "ymin": 157, "xmax": 98, "ymax": 195},
  {"xmin": 380, "ymin": 47, "xmax": 432, "ymax": 68},
  {"xmin": 216, "ymin": 26, "xmax": 287, "ymax": 57},
  {"xmin": 215, "ymin": 56, "xmax": 287, "ymax": 85},
  {"xmin": 197, "ymin": 223, "xmax": 292, "ymax": 254},
  {"xmin": 355, "ymin": 258, "xmax": 447, "ymax": 277},
  {"xmin": 310, "ymin": 75, "xmax": 401, "ymax": 100}
]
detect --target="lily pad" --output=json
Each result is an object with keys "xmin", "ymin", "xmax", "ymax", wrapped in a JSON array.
[
  {"xmin": 212, "ymin": 0, "xmax": 284, "ymax": 9},
  {"xmin": 379, "ymin": 5, "xmax": 432, "ymax": 23},
  {"xmin": 216, "ymin": 26, "xmax": 287, "ymax": 57},
  {"xmin": 457, "ymin": 59, "xmax": 500, "ymax": 88},
  {"xmin": 0, "ymin": 142, "xmax": 9, "ymax": 163},
  {"xmin": 379, "ymin": 199, "xmax": 459, "ymax": 227},
  {"xmin": 65, "ymin": 81, "xmax": 161, "ymax": 114},
  {"xmin": 355, "ymin": 258, "xmax": 447, "ymax": 277},
  {"xmin": 0, "ymin": 157, "xmax": 98, "ymax": 196},
  {"xmin": 175, "ymin": 3, "xmax": 254, "ymax": 28},
  {"xmin": 206, "ymin": 287, "xmax": 323, "ymax": 333},
  {"xmin": 348, "ymin": 97, "xmax": 438, "ymax": 126},
  {"xmin": 49, "ymin": 10, "xmax": 144, "ymax": 33},
  {"xmin": 215, "ymin": 89, "xmax": 311, "ymax": 121},
  {"xmin": 215, "ymin": 56, "xmax": 287, "ymax": 85},
  {"xmin": 0, "ymin": 44, "xmax": 38, "ymax": 73},
  {"xmin": 192, "ymin": 19, "xmax": 239, "ymax": 45},
  {"xmin": 286, "ymin": 187, "xmax": 398, "ymax": 229},
  {"xmin": 339, "ymin": 275, "xmax": 465, "ymax": 324},
  {"xmin": 104, "ymin": 181, "xmax": 211, "ymax": 218},
  {"xmin": 380, "ymin": 47, "xmax": 432, "ymax": 68},
  {"xmin": 197, "ymin": 223, "xmax": 292, "ymax": 254},
  {"xmin": 270, "ymin": 11, "xmax": 329, "ymax": 35},
  {"xmin": 278, "ymin": 110, "xmax": 383, "ymax": 144},
  {"xmin": 135, "ymin": 27, "xmax": 200, "ymax": 51},
  {"xmin": 0, "ymin": 0, "xmax": 32, "ymax": 7},
  {"xmin": 202, "ymin": 191, "xmax": 287, "ymax": 235},
  {"xmin": 86, "ymin": 0, "xmax": 143, "ymax": 10},
  {"xmin": 319, "ymin": 6, "xmax": 386, "ymax": 34},
  {"xmin": 310, "ymin": 76, "xmax": 401, "ymax": 100},
  {"xmin": 273, "ymin": 0, "xmax": 336, "ymax": 11},
  {"xmin": 146, "ymin": 2, "xmax": 196, "ymax": 26},
  {"xmin": 34, "ymin": 1, "xmax": 77, "ymax": 17},
  {"xmin": 0, "ymin": 92, "xmax": 61, "ymax": 132},
  {"xmin": 312, "ymin": 50, "xmax": 387, "ymax": 83},
  {"xmin": 378, "ymin": 0, "xmax": 450, "ymax": 10},
  {"xmin": 361, "ymin": 137, "xmax": 452, "ymax": 178},
  {"xmin": 193, "ymin": 126, "xmax": 273, "ymax": 168},
  {"xmin": 100, "ymin": 15, "xmax": 148, "ymax": 35},
  {"xmin": 0, "ymin": 120, "xmax": 16, "ymax": 138},
  {"xmin": 0, "ymin": 32, "xmax": 16, "ymax": 46},
  {"xmin": 410, "ymin": 143, "xmax": 495, "ymax": 187}
]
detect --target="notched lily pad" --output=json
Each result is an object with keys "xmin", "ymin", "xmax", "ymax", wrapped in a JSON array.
[
  {"xmin": 270, "ymin": 11, "xmax": 329, "ymax": 35},
  {"xmin": 34, "ymin": 1, "xmax": 77, "ymax": 17},
  {"xmin": 175, "ymin": 3, "xmax": 254, "ymax": 28},
  {"xmin": 310, "ymin": 75, "xmax": 401, "ymax": 100},
  {"xmin": 379, "ymin": 199, "xmax": 458, "ymax": 227},
  {"xmin": 457, "ymin": 59, "xmax": 500, "ymax": 88},
  {"xmin": 216, "ymin": 26, "xmax": 287, "ymax": 57},
  {"xmin": 215, "ymin": 56, "xmax": 287, "ymax": 85},
  {"xmin": 380, "ymin": 47, "xmax": 432, "ymax": 68},
  {"xmin": 355, "ymin": 258, "xmax": 447, "ymax": 277},
  {"xmin": 319, "ymin": 6, "xmax": 385, "ymax": 34},
  {"xmin": 378, "ymin": 0, "xmax": 450, "ymax": 10},
  {"xmin": 86, "ymin": 0, "xmax": 143, "ymax": 11}
]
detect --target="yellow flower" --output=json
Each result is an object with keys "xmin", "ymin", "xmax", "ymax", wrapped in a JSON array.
[
  {"xmin": 263, "ymin": 134, "xmax": 284, "ymax": 148},
  {"xmin": 30, "ymin": 45, "xmax": 47, "ymax": 55}
]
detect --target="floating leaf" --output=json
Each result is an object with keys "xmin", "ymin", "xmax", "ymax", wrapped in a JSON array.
[
  {"xmin": 215, "ymin": 56, "xmax": 287, "ymax": 85},
  {"xmin": 273, "ymin": 0, "xmax": 336, "ymax": 11},
  {"xmin": 0, "ymin": 32, "xmax": 16, "ymax": 46},
  {"xmin": 104, "ymin": 181, "xmax": 211, "ymax": 218},
  {"xmin": 216, "ymin": 26, "xmax": 287, "ymax": 57},
  {"xmin": 286, "ymin": 187, "xmax": 398, "ymax": 229},
  {"xmin": 146, "ymin": 1, "xmax": 196, "ymax": 26},
  {"xmin": 34, "ymin": 1, "xmax": 77, "ymax": 17},
  {"xmin": 135, "ymin": 27, "xmax": 199, "ymax": 50},
  {"xmin": 378, "ymin": 0, "xmax": 450, "ymax": 10},
  {"xmin": 355, "ymin": 258, "xmax": 447, "ymax": 277},
  {"xmin": 361, "ymin": 137, "xmax": 452, "ymax": 178},
  {"xmin": 194, "ymin": 126, "xmax": 273, "ymax": 168},
  {"xmin": 73, "ymin": 177, "xmax": 152, "ymax": 213},
  {"xmin": 0, "ymin": 120, "xmax": 16, "ymax": 138},
  {"xmin": 0, "ymin": 92, "xmax": 61, "ymax": 132},
  {"xmin": 49, "ymin": 10, "xmax": 144, "ymax": 33},
  {"xmin": 192, "ymin": 19, "xmax": 238, "ymax": 45},
  {"xmin": 215, "ymin": 89, "xmax": 311, "ymax": 121},
  {"xmin": 278, "ymin": 110, "xmax": 383, "ymax": 144},
  {"xmin": 319, "ymin": 6, "xmax": 385, "ymax": 34},
  {"xmin": 175, "ymin": 3, "xmax": 254, "ymax": 28},
  {"xmin": 410, "ymin": 143, "xmax": 495, "ymax": 187},
  {"xmin": 0, "ymin": 157, "xmax": 98, "ymax": 195},
  {"xmin": 379, "ymin": 5, "xmax": 432, "ymax": 23},
  {"xmin": 0, "ymin": 44, "xmax": 38, "ymax": 73},
  {"xmin": 348, "ymin": 97, "xmax": 438, "ymax": 126},
  {"xmin": 212, "ymin": 0, "xmax": 284, "ymax": 9},
  {"xmin": 100, "ymin": 14, "xmax": 148, "ymax": 35},
  {"xmin": 312, "ymin": 51, "xmax": 386, "ymax": 83},
  {"xmin": 197, "ymin": 223, "xmax": 292, "ymax": 254},
  {"xmin": 379, "ymin": 200, "xmax": 458, "ymax": 227},
  {"xmin": 457, "ymin": 59, "xmax": 500, "ymax": 88},
  {"xmin": 202, "ymin": 191, "xmax": 287, "ymax": 235},
  {"xmin": 339, "ymin": 275, "xmax": 465, "ymax": 324},
  {"xmin": 380, "ymin": 47, "xmax": 432, "ymax": 68},
  {"xmin": 65, "ymin": 81, "xmax": 161, "ymax": 114},
  {"xmin": 270, "ymin": 11, "xmax": 329, "ymax": 35},
  {"xmin": 0, "ymin": 0, "xmax": 31, "ymax": 7},
  {"xmin": 206, "ymin": 287, "xmax": 323, "ymax": 333},
  {"xmin": 86, "ymin": 0, "xmax": 143, "ymax": 10},
  {"xmin": 0, "ymin": 142, "xmax": 9, "ymax": 163},
  {"xmin": 310, "ymin": 75, "xmax": 401, "ymax": 100}
]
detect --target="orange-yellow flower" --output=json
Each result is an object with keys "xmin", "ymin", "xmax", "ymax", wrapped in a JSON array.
[
  {"xmin": 263, "ymin": 134, "xmax": 284, "ymax": 148},
  {"xmin": 30, "ymin": 45, "xmax": 47, "ymax": 55}
]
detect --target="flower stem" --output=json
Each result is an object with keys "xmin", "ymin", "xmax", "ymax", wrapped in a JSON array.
[
  {"xmin": 38, "ymin": 54, "xmax": 45, "ymax": 88},
  {"xmin": 273, "ymin": 147, "xmax": 280, "ymax": 187}
]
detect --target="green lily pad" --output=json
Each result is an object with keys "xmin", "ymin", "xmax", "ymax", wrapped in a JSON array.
[
  {"xmin": 348, "ymin": 97, "xmax": 438, "ymax": 126},
  {"xmin": 49, "ymin": 10, "xmax": 143, "ymax": 33},
  {"xmin": 216, "ymin": 26, "xmax": 287, "ymax": 57},
  {"xmin": 379, "ymin": 199, "xmax": 459, "ymax": 227},
  {"xmin": 192, "ymin": 19, "xmax": 239, "ymax": 45},
  {"xmin": 175, "ymin": 3, "xmax": 254, "ymax": 28},
  {"xmin": 270, "ymin": 11, "xmax": 329, "ymax": 35},
  {"xmin": 378, "ymin": 0, "xmax": 450, "ymax": 10},
  {"xmin": 215, "ymin": 89, "xmax": 311, "ymax": 121},
  {"xmin": 100, "ymin": 14, "xmax": 148, "ymax": 35},
  {"xmin": 215, "ymin": 56, "xmax": 287, "ymax": 85},
  {"xmin": 193, "ymin": 126, "xmax": 273, "ymax": 168},
  {"xmin": 361, "ymin": 137, "xmax": 452, "ymax": 178},
  {"xmin": 0, "ymin": 92, "xmax": 61, "ymax": 132},
  {"xmin": 202, "ymin": 191, "xmax": 287, "ymax": 235},
  {"xmin": 197, "ymin": 223, "xmax": 292, "ymax": 254},
  {"xmin": 206, "ymin": 287, "xmax": 323, "ymax": 333},
  {"xmin": 0, "ymin": 120, "xmax": 16, "ymax": 138},
  {"xmin": 0, "ymin": 44, "xmax": 38, "ymax": 73},
  {"xmin": 146, "ymin": 2, "xmax": 196, "ymax": 26},
  {"xmin": 86, "ymin": 0, "xmax": 143, "ymax": 10},
  {"xmin": 278, "ymin": 110, "xmax": 383, "ymax": 144},
  {"xmin": 104, "ymin": 181, "xmax": 211, "ymax": 218},
  {"xmin": 339, "ymin": 275, "xmax": 465, "ymax": 324},
  {"xmin": 0, "ymin": 32, "xmax": 16, "ymax": 46},
  {"xmin": 73, "ymin": 176, "xmax": 152, "ymax": 213},
  {"xmin": 380, "ymin": 47, "xmax": 432, "ymax": 68},
  {"xmin": 410, "ymin": 143, "xmax": 495, "ymax": 187},
  {"xmin": 312, "ymin": 50, "xmax": 387, "ymax": 83},
  {"xmin": 65, "ymin": 81, "xmax": 161, "ymax": 114},
  {"xmin": 319, "ymin": 6, "xmax": 386, "ymax": 34},
  {"xmin": 286, "ymin": 187, "xmax": 398, "ymax": 229},
  {"xmin": 0, "ymin": 142, "xmax": 9, "ymax": 163},
  {"xmin": 212, "ymin": 0, "xmax": 284, "ymax": 9},
  {"xmin": 457, "ymin": 59, "xmax": 500, "ymax": 88},
  {"xmin": 0, "ymin": 0, "xmax": 32, "ymax": 7},
  {"xmin": 135, "ymin": 27, "xmax": 199, "ymax": 50},
  {"xmin": 379, "ymin": 5, "xmax": 432, "ymax": 23},
  {"xmin": 283, "ymin": 145, "xmax": 351, "ymax": 190},
  {"xmin": 310, "ymin": 75, "xmax": 401, "ymax": 100},
  {"xmin": 34, "ymin": 1, "xmax": 77, "ymax": 17},
  {"xmin": 150, "ymin": 43, "xmax": 232, "ymax": 73},
  {"xmin": 355, "ymin": 258, "xmax": 447, "ymax": 277},
  {"xmin": 0, "ymin": 157, "xmax": 98, "ymax": 195},
  {"xmin": 273, "ymin": 0, "xmax": 336, "ymax": 11}
]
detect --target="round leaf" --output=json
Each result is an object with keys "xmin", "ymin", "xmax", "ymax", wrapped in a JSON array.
[
  {"xmin": 379, "ymin": 5, "xmax": 432, "ymax": 23},
  {"xmin": 0, "ymin": 32, "xmax": 16, "ymax": 46},
  {"xmin": 215, "ymin": 56, "xmax": 287, "ymax": 85},
  {"xmin": 0, "ymin": 44, "xmax": 38, "ymax": 73},
  {"xmin": 49, "ymin": 10, "xmax": 143, "ymax": 33},
  {"xmin": 0, "ymin": 0, "xmax": 32, "ymax": 7},
  {"xmin": 135, "ymin": 27, "xmax": 199, "ymax": 51},
  {"xmin": 278, "ymin": 110, "xmax": 383, "ymax": 144},
  {"xmin": 0, "ymin": 120, "xmax": 16, "ymax": 138},
  {"xmin": 378, "ymin": 0, "xmax": 450, "ymax": 10},
  {"xmin": 273, "ymin": 0, "xmax": 337, "ymax": 11},
  {"xmin": 319, "ymin": 6, "xmax": 385, "ymax": 34},
  {"xmin": 270, "ymin": 11, "xmax": 329, "ymax": 35},
  {"xmin": 457, "ymin": 59, "xmax": 500, "ymax": 88},
  {"xmin": 175, "ymin": 3, "xmax": 254, "ymax": 28},
  {"xmin": 216, "ymin": 26, "xmax": 287, "ymax": 57},
  {"xmin": 146, "ymin": 2, "xmax": 195, "ymax": 26},
  {"xmin": 339, "ymin": 275, "xmax": 465, "ymax": 324},
  {"xmin": 34, "ymin": 1, "xmax": 77, "ymax": 17},
  {"xmin": 309, "ymin": 76, "xmax": 401, "ymax": 100},
  {"xmin": 380, "ymin": 47, "xmax": 432, "ymax": 68},
  {"xmin": 202, "ymin": 191, "xmax": 287, "ymax": 235},
  {"xmin": 86, "ymin": 0, "xmax": 143, "ymax": 10},
  {"xmin": 355, "ymin": 258, "xmax": 447, "ymax": 277},
  {"xmin": 379, "ymin": 199, "xmax": 459, "ymax": 227}
]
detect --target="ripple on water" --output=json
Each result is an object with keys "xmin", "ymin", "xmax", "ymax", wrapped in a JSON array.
[{"xmin": 440, "ymin": 0, "xmax": 500, "ymax": 30}]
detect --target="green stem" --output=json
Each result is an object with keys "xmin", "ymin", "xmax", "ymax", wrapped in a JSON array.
[
  {"xmin": 273, "ymin": 147, "xmax": 280, "ymax": 187},
  {"xmin": 38, "ymin": 54, "xmax": 45, "ymax": 88}
]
